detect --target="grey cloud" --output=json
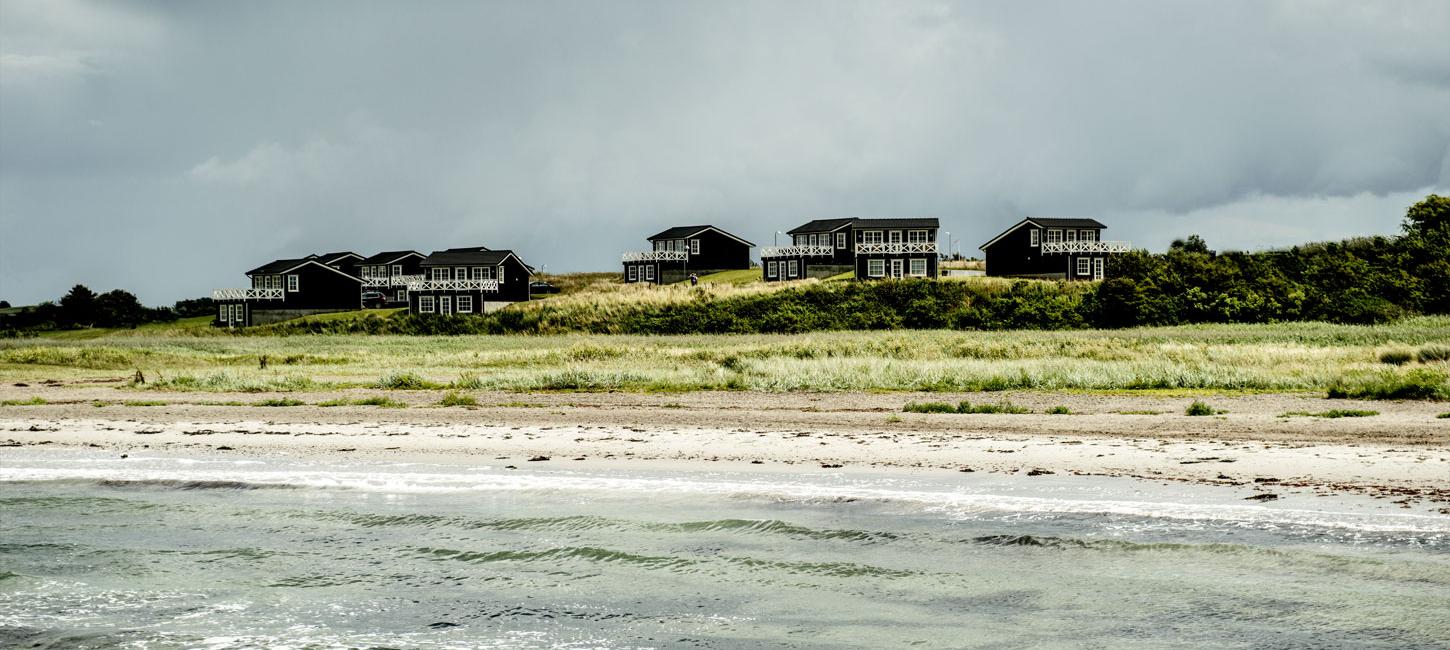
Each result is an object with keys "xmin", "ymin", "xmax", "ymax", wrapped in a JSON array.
[{"xmin": 2, "ymin": 0, "xmax": 1447, "ymax": 305}]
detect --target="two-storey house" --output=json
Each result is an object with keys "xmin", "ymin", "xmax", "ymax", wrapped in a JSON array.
[
  {"xmin": 979, "ymin": 217, "xmax": 1129, "ymax": 280},
  {"xmin": 357, "ymin": 250, "xmax": 425, "ymax": 306},
  {"xmin": 622, "ymin": 225, "xmax": 754, "ymax": 284},
  {"xmin": 213, "ymin": 256, "xmax": 364, "ymax": 327},
  {"xmin": 406, "ymin": 247, "xmax": 533, "ymax": 314},
  {"xmin": 760, "ymin": 218, "xmax": 941, "ymax": 281}
]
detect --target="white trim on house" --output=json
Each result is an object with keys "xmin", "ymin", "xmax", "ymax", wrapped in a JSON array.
[
  {"xmin": 767, "ymin": 261, "xmax": 778, "ymax": 278},
  {"xmin": 787, "ymin": 260, "xmax": 799, "ymax": 277},
  {"xmin": 1076, "ymin": 257, "xmax": 1090, "ymax": 275},
  {"xmin": 1046, "ymin": 229, "xmax": 1063, "ymax": 244},
  {"xmin": 628, "ymin": 265, "xmax": 638, "ymax": 281},
  {"xmin": 457, "ymin": 295, "xmax": 473, "ymax": 313},
  {"xmin": 419, "ymin": 296, "xmax": 435, "ymax": 313},
  {"xmin": 836, "ymin": 232, "xmax": 846, "ymax": 249},
  {"xmin": 689, "ymin": 239, "xmax": 700, "ymax": 255},
  {"xmin": 649, "ymin": 226, "xmax": 756, "ymax": 249},
  {"xmin": 286, "ymin": 275, "xmax": 299, "ymax": 292},
  {"xmin": 909, "ymin": 258, "xmax": 927, "ymax": 276},
  {"xmin": 1030, "ymin": 229, "xmax": 1040, "ymax": 247},
  {"xmin": 644, "ymin": 264, "xmax": 655, "ymax": 281},
  {"xmin": 868, "ymin": 259, "xmax": 885, "ymax": 277}
]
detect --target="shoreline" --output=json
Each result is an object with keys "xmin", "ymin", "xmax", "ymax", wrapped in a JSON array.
[{"xmin": 4, "ymin": 387, "xmax": 1448, "ymax": 511}]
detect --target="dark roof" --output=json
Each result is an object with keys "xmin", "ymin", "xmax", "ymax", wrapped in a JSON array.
[
  {"xmin": 359, "ymin": 250, "xmax": 423, "ymax": 265},
  {"xmin": 317, "ymin": 251, "xmax": 362, "ymax": 264},
  {"xmin": 420, "ymin": 248, "xmax": 522, "ymax": 266},
  {"xmin": 1025, "ymin": 217, "xmax": 1106, "ymax": 229},
  {"xmin": 246, "ymin": 257, "xmax": 312, "ymax": 275},
  {"xmin": 979, "ymin": 217, "xmax": 1108, "ymax": 250},
  {"xmin": 786, "ymin": 218, "xmax": 856, "ymax": 235},
  {"xmin": 645, "ymin": 225, "xmax": 754, "ymax": 247}
]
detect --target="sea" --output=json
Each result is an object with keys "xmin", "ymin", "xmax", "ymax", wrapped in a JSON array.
[{"xmin": 2, "ymin": 448, "xmax": 1447, "ymax": 649}]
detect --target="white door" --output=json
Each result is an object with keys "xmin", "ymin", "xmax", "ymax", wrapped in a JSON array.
[
  {"xmin": 1093, "ymin": 258, "xmax": 1104, "ymax": 281},
  {"xmin": 440, "ymin": 296, "xmax": 453, "ymax": 315},
  {"xmin": 890, "ymin": 259, "xmax": 904, "ymax": 278}
]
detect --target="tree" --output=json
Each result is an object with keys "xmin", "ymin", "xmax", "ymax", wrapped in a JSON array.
[
  {"xmin": 1169, "ymin": 234, "xmax": 1210, "ymax": 255},
  {"xmin": 95, "ymin": 290, "xmax": 146, "ymax": 327},
  {"xmin": 0, "ymin": 300, "xmax": 9, "ymax": 309},
  {"xmin": 58, "ymin": 284, "xmax": 98, "ymax": 327}
]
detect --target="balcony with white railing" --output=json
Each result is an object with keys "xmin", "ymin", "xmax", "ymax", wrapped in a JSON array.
[
  {"xmin": 405, "ymin": 278, "xmax": 501, "ymax": 292},
  {"xmin": 760, "ymin": 245, "xmax": 835, "ymax": 258},
  {"xmin": 1040, "ymin": 240, "xmax": 1131, "ymax": 254},
  {"xmin": 622, "ymin": 250, "xmax": 689, "ymax": 263},
  {"xmin": 212, "ymin": 287, "xmax": 284, "ymax": 301},
  {"xmin": 362, "ymin": 274, "xmax": 424, "ymax": 288},
  {"xmin": 854, "ymin": 242, "xmax": 939, "ymax": 255}
]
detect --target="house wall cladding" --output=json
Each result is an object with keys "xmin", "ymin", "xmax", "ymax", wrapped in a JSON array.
[{"xmin": 983, "ymin": 222, "xmax": 1107, "ymax": 279}]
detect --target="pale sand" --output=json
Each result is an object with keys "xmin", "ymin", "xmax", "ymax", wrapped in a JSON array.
[{"xmin": 3, "ymin": 386, "xmax": 1448, "ymax": 507}]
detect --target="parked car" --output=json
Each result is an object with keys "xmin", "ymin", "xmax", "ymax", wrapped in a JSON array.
[
  {"xmin": 529, "ymin": 281, "xmax": 560, "ymax": 295},
  {"xmin": 361, "ymin": 291, "xmax": 388, "ymax": 308}
]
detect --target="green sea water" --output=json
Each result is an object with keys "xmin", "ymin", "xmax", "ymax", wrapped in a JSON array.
[{"xmin": 2, "ymin": 449, "xmax": 1447, "ymax": 648}]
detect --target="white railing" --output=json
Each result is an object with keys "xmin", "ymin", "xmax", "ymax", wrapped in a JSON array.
[
  {"xmin": 212, "ymin": 288, "xmax": 284, "ymax": 301},
  {"xmin": 362, "ymin": 274, "xmax": 423, "ymax": 288},
  {"xmin": 855, "ymin": 242, "xmax": 939, "ymax": 255},
  {"xmin": 761, "ymin": 245, "xmax": 835, "ymax": 258},
  {"xmin": 622, "ymin": 250, "xmax": 689, "ymax": 263},
  {"xmin": 405, "ymin": 278, "xmax": 501, "ymax": 292},
  {"xmin": 1041, "ymin": 240, "xmax": 1131, "ymax": 254}
]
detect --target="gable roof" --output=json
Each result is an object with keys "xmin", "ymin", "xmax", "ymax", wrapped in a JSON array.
[
  {"xmin": 786, "ymin": 218, "xmax": 856, "ymax": 235},
  {"xmin": 317, "ymin": 251, "xmax": 362, "ymax": 265},
  {"xmin": 787, "ymin": 217, "xmax": 940, "ymax": 234},
  {"xmin": 419, "ymin": 247, "xmax": 526, "ymax": 267},
  {"xmin": 359, "ymin": 250, "xmax": 424, "ymax": 265},
  {"xmin": 979, "ymin": 217, "xmax": 1108, "ymax": 250},
  {"xmin": 245, "ymin": 258, "xmax": 363, "ymax": 282},
  {"xmin": 646, "ymin": 225, "xmax": 755, "ymax": 247}
]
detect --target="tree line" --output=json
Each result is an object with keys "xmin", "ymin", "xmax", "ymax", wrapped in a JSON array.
[{"xmin": 0, "ymin": 285, "xmax": 215, "ymax": 334}]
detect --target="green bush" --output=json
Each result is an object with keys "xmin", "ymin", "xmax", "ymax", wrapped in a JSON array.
[
  {"xmin": 1046, "ymin": 405, "xmax": 1072, "ymax": 415},
  {"xmin": 0, "ymin": 396, "xmax": 47, "ymax": 406},
  {"xmin": 1379, "ymin": 349, "xmax": 1415, "ymax": 365},
  {"xmin": 1185, "ymin": 401, "xmax": 1216, "ymax": 416},
  {"xmin": 450, "ymin": 373, "xmax": 484, "ymax": 390},
  {"xmin": 958, "ymin": 400, "xmax": 1030, "ymax": 414},
  {"xmin": 1281, "ymin": 409, "xmax": 1378, "ymax": 418},
  {"xmin": 904, "ymin": 401, "xmax": 957, "ymax": 414},
  {"xmin": 256, "ymin": 398, "xmax": 305, "ymax": 407},
  {"xmin": 1327, "ymin": 368, "xmax": 1450, "ymax": 401},
  {"xmin": 1419, "ymin": 345, "xmax": 1450, "ymax": 363},
  {"xmin": 374, "ymin": 372, "xmax": 441, "ymax": 390},
  {"xmin": 437, "ymin": 392, "xmax": 478, "ymax": 407}
]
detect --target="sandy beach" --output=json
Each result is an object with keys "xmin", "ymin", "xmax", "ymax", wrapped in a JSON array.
[{"xmin": 4, "ymin": 385, "xmax": 1447, "ymax": 510}]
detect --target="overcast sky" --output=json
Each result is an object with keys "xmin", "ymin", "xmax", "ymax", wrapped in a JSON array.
[{"xmin": 2, "ymin": 0, "xmax": 1447, "ymax": 305}]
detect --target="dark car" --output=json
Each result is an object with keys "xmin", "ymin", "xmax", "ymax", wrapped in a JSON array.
[
  {"xmin": 361, "ymin": 291, "xmax": 388, "ymax": 308},
  {"xmin": 529, "ymin": 281, "xmax": 560, "ymax": 295}
]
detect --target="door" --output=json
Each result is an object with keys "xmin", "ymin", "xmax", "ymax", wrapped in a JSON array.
[
  {"xmin": 440, "ymin": 296, "xmax": 453, "ymax": 315},
  {"xmin": 1093, "ymin": 257, "xmax": 1104, "ymax": 281},
  {"xmin": 890, "ymin": 259, "xmax": 904, "ymax": 278}
]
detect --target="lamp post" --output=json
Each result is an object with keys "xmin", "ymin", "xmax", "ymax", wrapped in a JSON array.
[
  {"xmin": 942, "ymin": 231, "xmax": 950, "ymax": 259},
  {"xmin": 774, "ymin": 231, "xmax": 785, "ymax": 246}
]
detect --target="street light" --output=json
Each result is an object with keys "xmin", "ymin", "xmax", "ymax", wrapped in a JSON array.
[
  {"xmin": 942, "ymin": 231, "xmax": 950, "ymax": 259},
  {"xmin": 774, "ymin": 231, "xmax": 785, "ymax": 246}
]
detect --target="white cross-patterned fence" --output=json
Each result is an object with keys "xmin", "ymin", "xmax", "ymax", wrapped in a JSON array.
[
  {"xmin": 362, "ymin": 274, "xmax": 424, "ymax": 288},
  {"xmin": 1041, "ymin": 240, "xmax": 1131, "ymax": 254},
  {"xmin": 405, "ymin": 278, "xmax": 501, "ymax": 292},
  {"xmin": 760, "ymin": 245, "xmax": 835, "ymax": 258},
  {"xmin": 212, "ymin": 288, "xmax": 284, "ymax": 301},
  {"xmin": 854, "ymin": 242, "xmax": 939, "ymax": 255},
  {"xmin": 622, "ymin": 250, "xmax": 689, "ymax": 262}
]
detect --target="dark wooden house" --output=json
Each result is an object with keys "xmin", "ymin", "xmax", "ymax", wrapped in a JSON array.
[
  {"xmin": 622, "ymin": 225, "xmax": 754, "ymax": 284},
  {"xmin": 407, "ymin": 247, "xmax": 533, "ymax": 314},
  {"xmin": 357, "ymin": 250, "xmax": 425, "ymax": 306},
  {"xmin": 213, "ymin": 256, "xmax": 364, "ymax": 327},
  {"xmin": 979, "ymin": 217, "xmax": 1128, "ymax": 280},
  {"xmin": 760, "ymin": 218, "xmax": 940, "ymax": 281},
  {"xmin": 316, "ymin": 251, "xmax": 363, "ymax": 276}
]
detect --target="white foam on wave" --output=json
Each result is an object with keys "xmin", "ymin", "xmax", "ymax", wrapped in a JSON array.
[{"xmin": 4, "ymin": 450, "xmax": 1447, "ymax": 535}]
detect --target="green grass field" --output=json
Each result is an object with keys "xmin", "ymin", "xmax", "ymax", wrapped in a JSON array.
[{"xmin": 2, "ymin": 317, "xmax": 1446, "ymax": 397}]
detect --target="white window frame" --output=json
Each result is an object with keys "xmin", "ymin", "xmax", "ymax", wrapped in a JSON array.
[
  {"xmin": 888, "ymin": 230, "xmax": 903, "ymax": 243},
  {"xmin": 1066, "ymin": 229, "xmax": 1078, "ymax": 243},
  {"xmin": 392, "ymin": 264, "xmax": 403, "ymax": 276},
  {"xmin": 836, "ymin": 232, "xmax": 846, "ymax": 249},
  {"xmin": 909, "ymin": 258, "xmax": 927, "ymax": 277},
  {"xmin": 419, "ymin": 296, "xmax": 435, "ymax": 313},
  {"xmin": 644, "ymin": 265, "xmax": 655, "ymax": 281},
  {"xmin": 862, "ymin": 230, "xmax": 884, "ymax": 244},
  {"xmin": 867, "ymin": 259, "xmax": 885, "ymax": 278},
  {"xmin": 286, "ymin": 274, "xmax": 299, "ymax": 292},
  {"xmin": 219, "ymin": 305, "xmax": 227, "ymax": 321},
  {"xmin": 628, "ymin": 265, "xmax": 638, "ymax": 281},
  {"xmin": 431, "ymin": 268, "xmax": 447, "ymax": 281},
  {"xmin": 232, "ymin": 304, "xmax": 242, "ymax": 322},
  {"xmin": 396, "ymin": 289, "xmax": 406, "ymax": 302},
  {"xmin": 471, "ymin": 266, "xmax": 484, "ymax": 280},
  {"xmin": 907, "ymin": 230, "xmax": 929, "ymax": 244},
  {"xmin": 1030, "ymin": 229, "xmax": 1040, "ymax": 247},
  {"xmin": 690, "ymin": 239, "xmax": 700, "ymax": 255},
  {"xmin": 455, "ymin": 267, "xmax": 469, "ymax": 280},
  {"xmin": 1081, "ymin": 230, "xmax": 1097, "ymax": 241},
  {"xmin": 1046, "ymin": 229, "xmax": 1062, "ymax": 244},
  {"xmin": 497, "ymin": 264, "xmax": 505, "ymax": 283},
  {"xmin": 1077, "ymin": 257, "xmax": 1090, "ymax": 275},
  {"xmin": 457, "ymin": 295, "xmax": 473, "ymax": 313},
  {"xmin": 1093, "ymin": 257, "xmax": 1104, "ymax": 280},
  {"xmin": 440, "ymin": 296, "xmax": 453, "ymax": 315},
  {"xmin": 891, "ymin": 259, "xmax": 904, "ymax": 278},
  {"xmin": 767, "ymin": 261, "xmax": 778, "ymax": 278},
  {"xmin": 787, "ymin": 260, "xmax": 799, "ymax": 277}
]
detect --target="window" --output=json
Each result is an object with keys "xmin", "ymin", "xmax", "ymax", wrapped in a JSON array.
[
  {"xmin": 454, "ymin": 267, "xmax": 469, "ymax": 280},
  {"xmin": 1046, "ymin": 229, "xmax": 1062, "ymax": 244},
  {"xmin": 393, "ymin": 264, "xmax": 403, "ymax": 276},
  {"xmin": 888, "ymin": 231, "xmax": 902, "ymax": 243},
  {"xmin": 471, "ymin": 267, "xmax": 484, "ymax": 280},
  {"xmin": 431, "ymin": 268, "xmax": 447, "ymax": 281},
  {"xmin": 1077, "ymin": 258, "xmax": 1090, "ymax": 275},
  {"xmin": 286, "ymin": 275, "xmax": 299, "ymax": 292},
  {"xmin": 457, "ymin": 295, "xmax": 473, "ymax": 313},
  {"xmin": 1081, "ymin": 230, "xmax": 1097, "ymax": 242},
  {"xmin": 628, "ymin": 265, "xmax": 638, "ymax": 281},
  {"xmin": 910, "ymin": 258, "xmax": 927, "ymax": 276},
  {"xmin": 788, "ymin": 260, "xmax": 799, "ymax": 277},
  {"xmin": 690, "ymin": 239, "xmax": 700, "ymax": 255},
  {"xmin": 654, "ymin": 241, "xmax": 664, "ymax": 251},
  {"xmin": 862, "ymin": 230, "xmax": 884, "ymax": 244},
  {"xmin": 1066, "ymin": 230, "xmax": 1078, "ymax": 243},
  {"xmin": 836, "ymin": 232, "xmax": 846, "ymax": 249},
  {"xmin": 419, "ymin": 296, "xmax": 435, "ymax": 313},
  {"xmin": 644, "ymin": 265, "xmax": 655, "ymax": 281},
  {"xmin": 497, "ymin": 265, "xmax": 505, "ymax": 283},
  {"xmin": 396, "ymin": 289, "xmax": 406, "ymax": 302},
  {"xmin": 219, "ymin": 305, "xmax": 227, "ymax": 321},
  {"xmin": 907, "ymin": 230, "xmax": 929, "ymax": 243},
  {"xmin": 767, "ymin": 261, "xmax": 778, "ymax": 278},
  {"xmin": 1030, "ymin": 229, "xmax": 1040, "ymax": 247},
  {"xmin": 868, "ymin": 259, "xmax": 885, "ymax": 277}
]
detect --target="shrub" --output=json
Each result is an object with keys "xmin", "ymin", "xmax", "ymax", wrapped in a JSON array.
[
  {"xmin": 450, "ymin": 373, "xmax": 484, "ymax": 390},
  {"xmin": 1419, "ymin": 345, "xmax": 1450, "ymax": 363},
  {"xmin": 1327, "ymin": 369, "xmax": 1450, "ymax": 401},
  {"xmin": 319, "ymin": 396, "xmax": 407, "ymax": 408},
  {"xmin": 904, "ymin": 401, "xmax": 956, "ymax": 414},
  {"xmin": 1281, "ymin": 409, "xmax": 1378, "ymax": 418},
  {"xmin": 1379, "ymin": 349, "xmax": 1414, "ymax": 365},
  {"xmin": 1046, "ymin": 405, "xmax": 1072, "ymax": 415},
  {"xmin": 1185, "ymin": 401, "xmax": 1216, "ymax": 416},
  {"xmin": 958, "ymin": 400, "xmax": 1030, "ymax": 414},
  {"xmin": 0, "ymin": 396, "xmax": 47, "ymax": 406},
  {"xmin": 374, "ymin": 372, "xmax": 441, "ymax": 390},
  {"xmin": 438, "ymin": 392, "xmax": 478, "ymax": 407},
  {"xmin": 1438, "ymin": 412, "xmax": 1450, "ymax": 419},
  {"xmin": 256, "ymin": 398, "xmax": 305, "ymax": 407}
]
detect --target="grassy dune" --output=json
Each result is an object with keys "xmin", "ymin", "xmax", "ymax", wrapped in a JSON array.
[{"xmin": 2, "ymin": 318, "xmax": 1447, "ymax": 397}]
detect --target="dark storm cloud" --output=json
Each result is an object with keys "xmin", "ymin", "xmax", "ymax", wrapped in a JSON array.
[{"xmin": 2, "ymin": 0, "xmax": 1447, "ymax": 304}]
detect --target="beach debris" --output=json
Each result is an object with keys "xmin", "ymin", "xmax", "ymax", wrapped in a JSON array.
[
  {"xmin": 258, "ymin": 355, "xmax": 268, "ymax": 370},
  {"xmin": 119, "ymin": 454, "xmax": 128, "ymax": 458},
  {"xmin": 215, "ymin": 446, "xmax": 233, "ymax": 451},
  {"xmin": 820, "ymin": 463, "xmax": 843, "ymax": 469},
  {"xmin": 1253, "ymin": 477, "xmax": 1280, "ymax": 484},
  {"xmin": 1026, "ymin": 468, "xmax": 1055, "ymax": 476},
  {"xmin": 958, "ymin": 467, "xmax": 975, "ymax": 472},
  {"xmin": 428, "ymin": 622, "xmax": 460, "ymax": 629},
  {"xmin": 504, "ymin": 465, "xmax": 517, "ymax": 470},
  {"xmin": 131, "ymin": 370, "xmax": 144, "ymax": 385},
  {"xmin": 12, "ymin": 383, "xmax": 27, "ymax": 387},
  {"xmin": 1244, "ymin": 493, "xmax": 1279, "ymax": 501},
  {"xmin": 527, "ymin": 455, "xmax": 550, "ymax": 462}
]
